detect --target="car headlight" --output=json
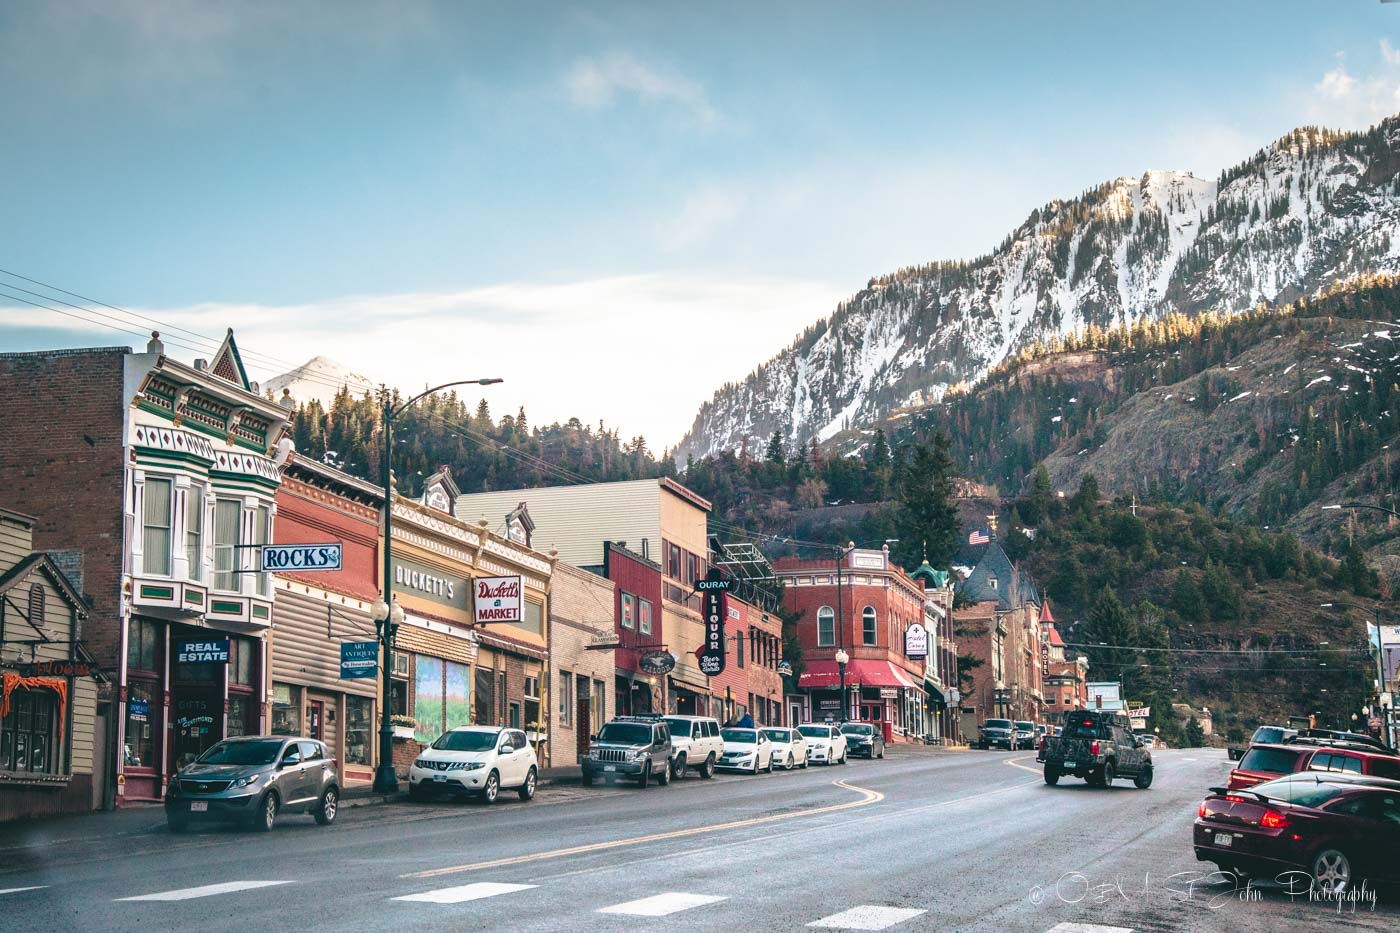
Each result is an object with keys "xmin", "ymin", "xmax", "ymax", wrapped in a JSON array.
[
  {"xmin": 413, "ymin": 758, "xmax": 427, "ymax": 769},
  {"xmin": 463, "ymin": 762, "xmax": 486, "ymax": 771},
  {"xmin": 628, "ymin": 749, "xmax": 645, "ymax": 760},
  {"xmin": 233, "ymin": 774, "xmax": 260, "ymax": 788}
]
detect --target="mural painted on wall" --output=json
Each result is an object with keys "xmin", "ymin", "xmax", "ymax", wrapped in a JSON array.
[
  {"xmin": 415, "ymin": 655, "xmax": 444, "ymax": 743},
  {"xmin": 446, "ymin": 661, "xmax": 471, "ymax": 730}
]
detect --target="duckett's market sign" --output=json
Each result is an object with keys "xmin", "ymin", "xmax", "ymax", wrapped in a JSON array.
[
  {"xmin": 391, "ymin": 556, "xmax": 470, "ymax": 612},
  {"xmin": 474, "ymin": 576, "xmax": 522, "ymax": 625}
]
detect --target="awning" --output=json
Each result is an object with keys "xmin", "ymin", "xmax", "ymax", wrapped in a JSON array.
[{"xmin": 798, "ymin": 660, "xmax": 925, "ymax": 693}]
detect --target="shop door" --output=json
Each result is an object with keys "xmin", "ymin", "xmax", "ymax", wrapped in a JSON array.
[
  {"xmin": 171, "ymin": 691, "xmax": 221, "ymax": 774},
  {"xmin": 308, "ymin": 700, "xmax": 324, "ymax": 741},
  {"xmin": 860, "ymin": 703, "xmax": 882, "ymax": 723},
  {"xmin": 576, "ymin": 678, "xmax": 591, "ymax": 752}
]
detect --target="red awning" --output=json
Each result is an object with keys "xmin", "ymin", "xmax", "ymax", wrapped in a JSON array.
[{"xmin": 798, "ymin": 659, "xmax": 924, "ymax": 692}]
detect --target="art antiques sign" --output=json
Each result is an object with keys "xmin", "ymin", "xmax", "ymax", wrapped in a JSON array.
[
  {"xmin": 904, "ymin": 622, "xmax": 928, "ymax": 659},
  {"xmin": 176, "ymin": 639, "xmax": 229, "ymax": 664},
  {"xmin": 260, "ymin": 542, "xmax": 342, "ymax": 572},
  {"xmin": 639, "ymin": 650, "xmax": 677, "ymax": 675},
  {"xmin": 473, "ymin": 575, "xmax": 522, "ymax": 624},
  {"xmin": 391, "ymin": 556, "xmax": 470, "ymax": 612},
  {"xmin": 696, "ymin": 572, "xmax": 732, "ymax": 676},
  {"xmin": 340, "ymin": 641, "xmax": 379, "ymax": 679}
]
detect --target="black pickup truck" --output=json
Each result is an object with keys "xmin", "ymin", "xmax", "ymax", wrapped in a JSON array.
[{"xmin": 1043, "ymin": 709, "xmax": 1153, "ymax": 789}]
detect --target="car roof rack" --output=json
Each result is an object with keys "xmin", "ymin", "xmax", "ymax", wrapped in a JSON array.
[{"xmin": 613, "ymin": 714, "xmax": 664, "ymax": 723}]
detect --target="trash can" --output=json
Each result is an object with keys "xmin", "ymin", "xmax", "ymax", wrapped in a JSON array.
[{"xmin": 882, "ymin": 720, "xmax": 893, "ymax": 744}]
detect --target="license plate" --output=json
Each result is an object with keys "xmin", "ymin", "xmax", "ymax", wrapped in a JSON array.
[
  {"xmin": 433, "ymin": 773, "xmax": 447, "ymax": 783},
  {"xmin": 1214, "ymin": 833, "xmax": 1234, "ymax": 847},
  {"xmin": 604, "ymin": 765, "xmax": 617, "ymax": 772},
  {"xmin": 1062, "ymin": 761, "xmax": 1076, "ymax": 768},
  {"xmin": 190, "ymin": 801, "xmax": 208, "ymax": 812}
]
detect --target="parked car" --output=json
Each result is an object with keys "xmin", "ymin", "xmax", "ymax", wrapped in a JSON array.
[
  {"xmin": 581, "ymin": 717, "xmax": 673, "ymax": 788},
  {"xmin": 1194, "ymin": 772, "xmax": 1400, "ymax": 892},
  {"xmin": 978, "ymin": 719, "xmax": 1015, "ymax": 750},
  {"xmin": 1304, "ymin": 747, "xmax": 1400, "ymax": 780},
  {"xmin": 408, "ymin": 726, "xmax": 538, "ymax": 803},
  {"xmin": 1289, "ymin": 728, "xmax": 1394, "ymax": 753},
  {"xmin": 1042, "ymin": 710, "xmax": 1153, "ymax": 788},
  {"xmin": 719, "ymin": 727, "xmax": 774, "ymax": 773},
  {"xmin": 663, "ymin": 715, "xmax": 723, "ymax": 779},
  {"xmin": 1228, "ymin": 724, "xmax": 1296, "ymax": 761},
  {"xmin": 840, "ymin": 722, "xmax": 886, "ymax": 759},
  {"xmin": 165, "ymin": 735, "xmax": 339, "ymax": 833},
  {"xmin": 765, "ymin": 727, "xmax": 809, "ymax": 769},
  {"xmin": 1227, "ymin": 743, "xmax": 1318, "ymax": 791},
  {"xmin": 1013, "ymin": 721, "xmax": 1036, "ymax": 750},
  {"xmin": 797, "ymin": 723, "xmax": 848, "ymax": 765}
]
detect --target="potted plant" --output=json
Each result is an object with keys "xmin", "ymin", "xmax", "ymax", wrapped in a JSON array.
[{"xmin": 391, "ymin": 715, "xmax": 417, "ymax": 740}]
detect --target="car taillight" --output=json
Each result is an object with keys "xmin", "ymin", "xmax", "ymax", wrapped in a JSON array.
[
  {"xmin": 1260, "ymin": 809, "xmax": 1288, "ymax": 829},
  {"xmin": 1090, "ymin": 740, "xmax": 1100, "ymax": 756},
  {"xmin": 1225, "ymin": 795, "xmax": 1245, "ymax": 803},
  {"xmin": 1198, "ymin": 800, "xmax": 1208, "ymax": 818}
]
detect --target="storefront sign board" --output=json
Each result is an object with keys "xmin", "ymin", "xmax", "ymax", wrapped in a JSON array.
[
  {"xmin": 473, "ymin": 575, "xmax": 522, "ymax": 624},
  {"xmin": 261, "ymin": 542, "xmax": 342, "ymax": 572},
  {"xmin": 176, "ymin": 639, "xmax": 229, "ymax": 664},
  {"xmin": 340, "ymin": 641, "xmax": 379, "ymax": 679},
  {"xmin": 904, "ymin": 622, "xmax": 928, "ymax": 659}
]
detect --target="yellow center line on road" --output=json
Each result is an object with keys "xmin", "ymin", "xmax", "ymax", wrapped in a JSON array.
[
  {"xmin": 402, "ymin": 779, "xmax": 884, "ymax": 879},
  {"xmin": 1004, "ymin": 754, "xmax": 1041, "ymax": 775}
]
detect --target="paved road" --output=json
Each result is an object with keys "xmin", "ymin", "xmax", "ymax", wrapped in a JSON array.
[{"xmin": 1, "ymin": 748, "xmax": 1394, "ymax": 932}]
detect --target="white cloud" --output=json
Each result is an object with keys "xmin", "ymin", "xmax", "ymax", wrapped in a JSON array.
[
  {"xmin": 564, "ymin": 53, "xmax": 719, "ymax": 127},
  {"xmin": 1305, "ymin": 45, "xmax": 1400, "ymax": 129},
  {"xmin": 1, "ymin": 273, "xmax": 844, "ymax": 450}
]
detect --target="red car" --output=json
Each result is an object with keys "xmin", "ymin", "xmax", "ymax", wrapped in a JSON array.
[
  {"xmin": 1195, "ymin": 772, "xmax": 1400, "ymax": 893},
  {"xmin": 1227, "ymin": 744, "xmax": 1312, "ymax": 790}
]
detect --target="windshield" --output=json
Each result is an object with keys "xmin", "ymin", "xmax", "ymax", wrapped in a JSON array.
[
  {"xmin": 1015, "ymin": 722, "xmax": 1034, "ymax": 730},
  {"xmin": 597, "ymin": 723, "xmax": 653, "ymax": 745},
  {"xmin": 432, "ymin": 730, "xmax": 499, "ymax": 752},
  {"xmin": 663, "ymin": 718, "xmax": 695, "ymax": 738},
  {"xmin": 983, "ymin": 720, "xmax": 1011, "ymax": 730},
  {"xmin": 764, "ymin": 729, "xmax": 790, "ymax": 743},
  {"xmin": 1239, "ymin": 747, "xmax": 1302, "ymax": 774},
  {"xmin": 196, "ymin": 739, "xmax": 283, "ymax": 766},
  {"xmin": 798, "ymin": 725, "xmax": 832, "ymax": 739},
  {"xmin": 1252, "ymin": 727, "xmax": 1289, "ymax": 744},
  {"xmin": 841, "ymin": 724, "xmax": 873, "ymax": 735},
  {"xmin": 722, "ymin": 728, "xmax": 757, "ymax": 744},
  {"xmin": 1251, "ymin": 778, "xmax": 1348, "ymax": 808}
]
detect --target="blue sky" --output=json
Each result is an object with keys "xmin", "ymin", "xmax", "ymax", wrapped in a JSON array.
[{"xmin": 2, "ymin": 1, "xmax": 1398, "ymax": 446}]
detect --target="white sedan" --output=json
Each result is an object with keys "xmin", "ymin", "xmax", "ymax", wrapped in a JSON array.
[
  {"xmin": 796, "ymin": 723, "xmax": 847, "ymax": 765},
  {"xmin": 764, "ymin": 727, "xmax": 809, "ymax": 770},
  {"xmin": 718, "ymin": 727, "xmax": 774, "ymax": 773},
  {"xmin": 408, "ymin": 726, "xmax": 539, "ymax": 804}
]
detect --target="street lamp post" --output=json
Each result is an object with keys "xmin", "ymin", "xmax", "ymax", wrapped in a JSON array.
[
  {"xmin": 372, "ymin": 377, "xmax": 502, "ymax": 794},
  {"xmin": 831, "ymin": 539, "xmax": 896, "ymax": 725},
  {"xmin": 834, "ymin": 648, "xmax": 849, "ymax": 723}
]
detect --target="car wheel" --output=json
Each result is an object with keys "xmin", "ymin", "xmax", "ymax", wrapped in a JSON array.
[
  {"xmin": 481, "ymin": 770, "xmax": 500, "ymax": 804},
  {"xmin": 700, "ymin": 754, "xmax": 715, "ymax": 779},
  {"xmin": 1101, "ymin": 761, "xmax": 1116, "ymax": 788},
  {"xmin": 657, "ymin": 761, "xmax": 671, "ymax": 786},
  {"xmin": 1312, "ymin": 848, "xmax": 1353, "ymax": 894},
  {"xmin": 250, "ymin": 791, "xmax": 278, "ymax": 832},
  {"xmin": 800, "ymin": 756, "xmax": 809, "ymax": 769},
  {"xmin": 637, "ymin": 761, "xmax": 650, "ymax": 789},
  {"xmin": 518, "ymin": 767, "xmax": 538, "ymax": 801},
  {"xmin": 314, "ymin": 786, "xmax": 339, "ymax": 825},
  {"xmin": 672, "ymin": 754, "xmax": 686, "ymax": 780},
  {"xmin": 1133, "ymin": 765, "xmax": 1153, "ymax": 789},
  {"xmin": 786, "ymin": 754, "xmax": 795, "ymax": 770},
  {"xmin": 581, "ymin": 773, "xmax": 594, "ymax": 787},
  {"xmin": 1044, "ymin": 766, "xmax": 1060, "ymax": 786},
  {"xmin": 765, "ymin": 755, "xmax": 773, "ymax": 774},
  {"xmin": 409, "ymin": 782, "xmax": 429, "ymax": 802}
]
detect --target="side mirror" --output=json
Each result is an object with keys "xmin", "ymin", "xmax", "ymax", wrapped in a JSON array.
[
  {"xmin": 280, "ymin": 754, "xmax": 301, "ymax": 768},
  {"xmin": 499, "ymin": 745, "xmax": 513, "ymax": 755}
]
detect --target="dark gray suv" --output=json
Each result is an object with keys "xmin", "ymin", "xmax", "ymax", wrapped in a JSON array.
[
  {"xmin": 165, "ymin": 736, "xmax": 340, "ymax": 832},
  {"xmin": 581, "ymin": 716, "xmax": 673, "ymax": 788}
]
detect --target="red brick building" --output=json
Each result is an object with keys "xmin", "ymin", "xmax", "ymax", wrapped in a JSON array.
[{"xmin": 602, "ymin": 541, "xmax": 664, "ymax": 716}]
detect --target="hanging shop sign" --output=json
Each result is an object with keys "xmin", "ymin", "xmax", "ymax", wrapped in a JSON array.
[
  {"xmin": 879, "ymin": 687, "xmax": 900, "ymax": 699},
  {"xmin": 697, "ymin": 571, "xmax": 728, "ymax": 676},
  {"xmin": 1041, "ymin": 643, "xmax": 1050, "ymax": 677},
  {"xmin": 260, "ymin": 542, "xmax": 342, "ymax": 572},
  {"xmin": 473, "ymin": 575, "xmax": 522, "ymax": 624},
  {"xmin": 18, "ymin": 659, "xmax": 95, "ymax": 678},
  {"xmin": 176, "ymin": 638, "xmax": 229, "ymax": 664},
  {"xmin": 340, "ymin": 641, "xmax": 379, "ymax": 679},
  {"xmin": 391, "ymin": 557, "xmax": 470, "ymax": 612},
  {"xmin": 904, "ymin": 622, "xmax": 928, "ymax": 659},
  {"xmin": 639, "ymin": 650, "xmax": 677, "ymax": 675}
]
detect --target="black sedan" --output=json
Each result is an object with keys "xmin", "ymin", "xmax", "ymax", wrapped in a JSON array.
[
  {"xmin": 1193, "ymin": 772, "xmax": 1400, "ymax": 893},
  {"xmin": 839, "ymin": 722, "xmax": 886, "ymax": 759}
]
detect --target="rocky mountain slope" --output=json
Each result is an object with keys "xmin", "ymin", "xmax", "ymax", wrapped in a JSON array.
[{"xmin": 676, "ymin": 115, "xmax": 1400, "ymax": 462}]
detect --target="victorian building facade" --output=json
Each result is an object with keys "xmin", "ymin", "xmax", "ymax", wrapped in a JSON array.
[{"xmin": 953, "ymin": 538, "xmax": 1045, "ymax": 733}]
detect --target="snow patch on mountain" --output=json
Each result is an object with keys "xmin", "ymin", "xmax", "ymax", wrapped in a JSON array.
[{"xmin": 265, "ymin": 356, "xmax": 375, "ymax": 409}]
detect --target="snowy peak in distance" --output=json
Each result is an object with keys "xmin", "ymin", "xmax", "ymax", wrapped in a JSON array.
[{"xmin": 265, "ymin": 355, "xmax": 375, "ymax": 409}]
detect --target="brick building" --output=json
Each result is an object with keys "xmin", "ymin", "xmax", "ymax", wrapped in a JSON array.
[
  {"xmin": 546, "ymin": 562, "xmax": 614, "ymax": 768},
  {"xmin": 953, "ymin": 538, "xmax": 1044, "ymax": 735}
]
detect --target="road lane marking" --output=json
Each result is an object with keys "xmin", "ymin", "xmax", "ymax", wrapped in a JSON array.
[
  {"xmin": 1004, "ymin": 755, "xmax": 1041, "ymax": 775},
  {"xmin": 118, "ymin": 880, "xmax": 294, "ymax": 901},
  {"xmin": 808, "ymin": 905, "xmax": 927, "ymax": 929},
  {"xmin": 598, "ymin": 892, "xmax": 727, "ymax": 916},
  {"xmin": 0, "ymin": 886, "xmax": 47, "ymax": 896},
  {"xmin": 1045, "ymin": 924, "xmax": 1133, "ymax": 933},
  {"xmin": 403, "ymin": 779, "xmax": 883, "ymax": 879},
  {"xmin": 392, "ymin": 882, "xmax": 535, "ymax": 904}
]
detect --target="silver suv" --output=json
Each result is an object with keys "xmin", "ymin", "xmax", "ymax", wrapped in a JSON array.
[
  {"xmin": 582, "ymin": 717, "xmax": 673, "ymax": 788},
  {"xmin": 165, "ymin": 735, "xmax": 339, "ymax": 832}
]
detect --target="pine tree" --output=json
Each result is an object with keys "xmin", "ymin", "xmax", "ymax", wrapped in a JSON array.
[
  {"xmin": 765, "ymin": 430, "xmax": 786, "ymax": 466},
  {"xmin": 1081, "ymin": 586, "xmax": 1138, "ymax": 685},
  {"xmin": 1185, "ymin": 716, "xmax": 1205, "ymax": 747},
  {"xmin": 890, "ymin": 435, "xmax": 959, "ymax": 569}
]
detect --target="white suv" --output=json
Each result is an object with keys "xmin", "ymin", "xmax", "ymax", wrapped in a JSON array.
[
  {"xmin": 663, "ymin": 715, "xmax": 723, "ymax": 779},
  {"xmin": 408, "ymin": 726, "xmax": 539, "ymax": 804}
]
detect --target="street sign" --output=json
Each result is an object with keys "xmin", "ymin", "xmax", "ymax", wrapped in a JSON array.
[
  {"xmin": 473, "ymin": 575, "xmax": 522, "ymax": 624},
  {"xmin": 260, "ymin": 542, "xmax": 342, "ymax": 572},
  {"xmin": 697, "ymin": 570, "xmax": 727, "ymax": 676},
  {"xmin": 904, "ymin": 623, "xmax": 928, "ymax": 659},
  {"xmin": 340, "ymin": 641, "xmax": 378, "ymax": 679},
  {"xmin": 639, "ymin": 650, "xmax": 676, "ymax": 675}
]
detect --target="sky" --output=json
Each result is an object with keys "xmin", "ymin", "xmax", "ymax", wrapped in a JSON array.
[{"xmin": 2, "ymin": 1, "xmax": 1399, "ymax": 449}]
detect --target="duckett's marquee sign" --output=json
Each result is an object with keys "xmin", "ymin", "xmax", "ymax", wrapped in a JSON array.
[{"xmin": 474, "ymin": 575, "xmax": 522, "ymax": 625}]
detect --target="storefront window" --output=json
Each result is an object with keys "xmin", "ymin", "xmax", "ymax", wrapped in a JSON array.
[
  {"xmin": 213, "ymin": 498, "xmax": 241, "ymax": 591},
  {"xmin": 497, "ymin": 671, "xmax": 508, "ymax": 724},
  {"xmin": 346, "ymin": 696, "xmax": 373, "ymax": 765},
  {"xmin": 124, "ymin": 681, "xmax": 155, "ymax": 769},
  {"xmin": 1, "ymin": 689, "xmax": 57, "ymax": 773},
  {"xmin": 142, "ymin": 476, "xmax": 173, "ymax": 575},
  {"xmin": 227, "ymin": 695, "xmax": 251, "ymax": 738},
  {"xmin": 271, "ymin": 683, "xmax": 302, "ymax": 735},
  {"xmin": 475, "ymin": 667, "xmax": 495, "ymax": 726},
  {"xmin": 524, "ymin": 676, "xmax": 539, "ymax": 732},
  {"xmin": 229, "ymin": 637, "xmax": 255, "ymax": 686},
  {"xmin": 559, "ymin": 671, "xmax": 573, "ymax": 726},
  {"xmin": 127, "ymin": 618, "xmax": 161, "ymax": 674}
]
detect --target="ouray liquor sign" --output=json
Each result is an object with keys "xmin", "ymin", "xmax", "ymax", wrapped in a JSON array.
[{"xmin": 696, "ymin": 572, "xmax": 733, "ymax": 676}]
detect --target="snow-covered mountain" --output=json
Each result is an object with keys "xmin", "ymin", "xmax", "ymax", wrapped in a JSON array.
[
  {"xmin": 675, "ymin": 116, "xmax": 1400, "ymax": 462},
  {"xmin": 264, "ymin": 356, "xmax": 375, "ymax": 409}
]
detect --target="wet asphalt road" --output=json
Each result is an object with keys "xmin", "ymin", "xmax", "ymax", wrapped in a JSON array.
[{"xmin": 1, "ymin": 747, "xmax": 1395, "ymax": 932}]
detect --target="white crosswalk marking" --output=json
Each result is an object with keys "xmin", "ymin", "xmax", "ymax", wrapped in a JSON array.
[
  {"xmin": 597, "ymin": 892, "xmax": 727, "ymax": 917},
  {"xmin": 118, "ymin": 880, "xmax": 294, "ymax": 901},
  {"xmin": 393, "ymin": 882, "xmax": 536, "ymax": 904},
  {"xmin": 1045, "ymin": 924, "xmax": 1134, "ymax": 933},
  {"xmin": 0, "ymin": 886, "xmax": 47, "ymax": 896},
  {"xmin": 808, "ymin": 906, "xmax": 927, "ymax": 930}
]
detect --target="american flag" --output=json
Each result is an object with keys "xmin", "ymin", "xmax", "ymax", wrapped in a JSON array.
[{"xmin": 968, "ymin": 529, "xmax": 989, "ymax": 545}]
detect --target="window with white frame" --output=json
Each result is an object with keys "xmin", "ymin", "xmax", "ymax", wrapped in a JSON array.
[
  {"xmin": 185, "ymin": 484, "xmax": 204, "ymax": 581},
  {"xmin": 817, "ymin": 606, "xmax": 834, "ymax": 647},
  {"xmin": 141, "ymin": 476, "xmax": 173, "ymax": 575},
  {"xmin": 862, "ymin": 606, "xmax": 877, "ymax": 646},
  {"xmin": 620, "ymin": 592, "xmax": 635, "ymax": 630},
  {"xmin": 213, "ymin": 498, "xmax": 241, "ymax": 591},
  {"xmin": 639, "ymin": 598, "xmax": 653, "ymax": 636},
  {"xmin": 559, "ymin": 671, "xmax": 573, "ymax": 726}
]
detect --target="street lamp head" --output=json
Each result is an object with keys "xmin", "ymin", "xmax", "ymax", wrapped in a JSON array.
[
  {"xmin": 834, "ymin": 648, "xmax": 850, "ymax": 665},
  {"xmin": 372, "ymin": 598, "xmax": 389, "ymax": 622},
  {"xmin": 477, "ymin": 378, "xmax": 504, "ymax": 385},
  {"xmin": 1321, "ymin": 504, "xmax": 1343, "ymax": 511},
  {"xmin": 390, "ymin": 597, "xmax": 405, "ymax": 627}
]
